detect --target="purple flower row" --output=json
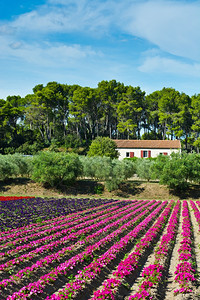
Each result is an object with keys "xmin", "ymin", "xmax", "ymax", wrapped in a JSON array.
[
  {"xmin": 0, "ymin": 200, "xmax": 144, "ymax": 274},
  {"xmin": 0, "ymin": 201, "xmax": 139, "ymax": 260},
  {"xmin": 0, "ymin": 200, "xmax": 125, "ymax": 242}
]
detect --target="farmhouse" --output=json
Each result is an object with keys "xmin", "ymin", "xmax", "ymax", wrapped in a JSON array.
[{"xmin": 114, "ymin": 139, "xmax": 181, "ymax": 160}]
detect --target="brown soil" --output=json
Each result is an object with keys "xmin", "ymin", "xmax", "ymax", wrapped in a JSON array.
[{"xmin": 0, "ymin": 178, "xmax": 200, "ymax": 200}]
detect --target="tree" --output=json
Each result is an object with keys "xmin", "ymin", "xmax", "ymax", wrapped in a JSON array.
[
  {"xmin": 191, "ymin": 94, "xmax": 200, "ymax": 152},
  {"xmin": 69, "ymin": 86, "xmax": 102, "ymax": 140},
  {"xmin": 171, "ymin": 93, "xmax": 192, "ymax": 150},
  {"xmin": 31, "ymin": 152, "xmax": 82, "ymax": 187},
  {"xmin": 117, "ymin": 86, "xmax": 146, "ymax": 139},
  {"xmin": 87, "ymin": 137, "xmax": 119, "ymax": 159},
  {"xmin": 80, "ymin": 155, "xmax": 136, "ymax": 191},
  {"xmin": 135, "ymin": 158, "xmax": 154, "ymax": 181},
  {"xmin": 145, "ymin": 91, "xmax": 162, "ymax": 139},
  {"xmin": 151, "ymin": 152, "xmax": 195, "ymax": 191},
  {"xmin": 0, "ymin": 96, "xmax": 26, "ymax": 152},
  {"xmin": 97, "ymin": 80, "xmax": 126, "ymax": 138}
]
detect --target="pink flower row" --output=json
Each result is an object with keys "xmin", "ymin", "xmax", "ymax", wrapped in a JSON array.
[
  {"xmin": 1, "ymin": 202, "xmax": 148, "ymax": 287},
  {"xmin": 88, "ymin": 201, "xmax": 173, "ymax": 300},
  {"xmin": 174, "ymin": 200, "xmax": 196, "ymax": 295},
  {"xmin": 6, "ymin": 201, "xmax": 160, "ymax": 299},
  {"xmin": 190, "ymin": 200, "xmax": 200, "ymax": 230},
  {"xmin": 130, "ymin": 200, "xmax": 180, "ymax": 299},
  {"xmin": 0, "ymin": 201, "xmax": 145, "ymax": 273},
  {"xmin": 0, "ymin": 203, "xmax": 123, "ymax": 244},
  {"xmin": 0, "ymin": 201, "xmax": 139, "ymax": 259},
  {"xmin": 47, "ymin": 201, "xmax": 168, "ymax": 300},
  {"xmin": 0, "ymin": 201, "xmax": 128, "ymax": 250}
]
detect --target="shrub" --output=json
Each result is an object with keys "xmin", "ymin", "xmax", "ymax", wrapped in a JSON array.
[
  {"xmin": 159, "ymin": 152, "xmax": 189, "ymax": 191},
  {"xmin": 31, "ymin": 152, "xmax": 82, "ymax": 187},
  {"xmin": 0, "ymin": 155, "xmax": 19, "ymax": 180},
  {"xmin": 136, "ymin": 158, "xmax": 154, "ymax": 181},
  {"xmin": 87, "ymin": 137, "xmax": 119, "ymax": 159},
  {"xmin": 7, "ymin": 153, "xmax": 33, "ymax": 177},
  {"xmin": 80, "ymin": 156, "xmax": 136, "ymax": 191}
]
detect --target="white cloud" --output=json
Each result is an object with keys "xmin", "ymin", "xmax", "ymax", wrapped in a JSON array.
[
  {"xmin": 0, "ymin": 34, "xmax": 99, "ymax": 67},
  {"xmin": 138, "ymin": 55, "xmax": 200, "ymax": 77},
  {"xmin": 1, "ymin": 0, "xmax": 200, "ymax": 98},
  {"xmin": 0, "ymin": 24, "xmax": 16, "ymax": 35},
  {"xmin": 120, "ymin": 0, "xmax": 200, "ymax": 61},
  {"xmin": 1, "ymin": 0, "xmax": 200, "ymax": 64},
  {"xmin": 4, "ymin": 0, "xmax": 116, "ymax": 35}
]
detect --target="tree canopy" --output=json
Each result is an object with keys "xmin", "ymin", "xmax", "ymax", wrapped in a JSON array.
[{"xmin": 0, "ymin": 80, "xmax": 199, "ymax": 154}]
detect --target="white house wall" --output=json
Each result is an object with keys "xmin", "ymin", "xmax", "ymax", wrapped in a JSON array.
[{"xmin": 117, "ymin": 148, "xmax": 180, "ymax": 160}]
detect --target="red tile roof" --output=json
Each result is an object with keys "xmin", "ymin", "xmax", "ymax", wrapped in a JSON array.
[{"xmin": 113, "ymin": 139, "xmax": 181, "ymax": 149}]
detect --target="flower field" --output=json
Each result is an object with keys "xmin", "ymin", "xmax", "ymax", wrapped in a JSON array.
[{"xmin": 0, "ymin": 197, "xmax": 200, "ymax": 299}]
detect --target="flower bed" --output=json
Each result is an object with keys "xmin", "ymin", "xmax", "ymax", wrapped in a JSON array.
[
  {"xmin": 173, "ymin": 200, "xmax": 196, "ymax": 295},
  {"xmin": 0, "ymin": 198, "xmax": 199, "ymax": 299}
]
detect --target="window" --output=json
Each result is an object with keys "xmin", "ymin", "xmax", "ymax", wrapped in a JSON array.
[
  {"xmin": 160, "ymin": 152, "xmax": 168, "ymax": 156},
  {"xmin": 143, "ymin": 151, "xmax": 148, "ymax": 158},
  {"xmin": 126, "ymin": 152, "xmax": 130, "ymax": 158},
  {"xmin": 130, "ymin": 152, "xmax": 134, "ymax": 158}
]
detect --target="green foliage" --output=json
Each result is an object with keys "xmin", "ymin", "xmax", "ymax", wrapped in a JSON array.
[
  {"xmin": 151, "ymin": 152, "xmax": 200, "ymax": 191},
  {"xmin": 159, "ymin": 153, "xmax": 189, "ymax": 190},
  {"xmin": 7, "ymin": 153, "xmax": 33, "ymax": 177},
  {"xmin": 80, "ymin": 156, "xmax": 136, "ymax": 191},
  {"xmin": 87, "ymin": 137, "xmax": 119, "ymax": 159},
  {"xmin": 0, "ymin": 153, "xmax": 32, "ymax": 180},
  {"xmin": 0, "ymin": 80, "xmax": 200, "ymax": 153},
  {"xmin": 135, "ymin": 158, "xmax": 155, "ymax": 181},
  {"xmin": 15, "ymin": 141, "xmax": 45, "ymax": 155},
  {"xmin": 94, "ymin": 183, "xmax": 104, "ymax": 195},
  {"xmin": 150, "ymin": 154, "xmax": 169, "ymax": 180},
  {"xmin": 0, "ymin": 155, "xmax": 19, "ymax": 180},
  {"xmin": 31, "ymin": 152, "xmax": 82, "ymax": 187}
]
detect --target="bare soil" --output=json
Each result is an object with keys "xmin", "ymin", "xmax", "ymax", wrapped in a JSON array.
[{"xmin": 0, "ymin": 178, "xmax": 200, "ymax": 200}]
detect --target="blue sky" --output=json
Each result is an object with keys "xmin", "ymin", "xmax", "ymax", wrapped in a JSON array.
[{"xmin": 0, "ymin": 0, "xmax": 200, "ymax": 99}]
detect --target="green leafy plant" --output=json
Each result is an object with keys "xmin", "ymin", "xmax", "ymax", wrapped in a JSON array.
[{"xmin": 31, "ymin": 151, "xmax": 83, "ymax": 187}]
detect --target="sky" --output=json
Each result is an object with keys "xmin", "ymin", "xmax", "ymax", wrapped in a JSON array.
[{"xmin": 0, "ymin": 0, "xmax": 200, "ymax": 99}]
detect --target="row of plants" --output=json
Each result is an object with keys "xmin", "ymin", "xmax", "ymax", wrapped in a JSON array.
[
  {"xmin": 1, "ymin": 197, "xmax": 200, "ymax": 299},
  {"xmin": 0, "ymin": 201, "xmax": 147, "ymax": 270},
  {"xmin": 0, "ymin": 199, "xmax": 160, "ymax": 298},
  {"xmin": 89, "ymin": 201, "xmax": 173, "ymax": 300},
  {"xmin": 7, "ymin": 201, "xmax": 163, "ymax": 299},
  {"xmin": 0, "ymin": 197, "xmax": 118, "ymax": 231},
  {"xmin": 130, "ymin": 200, "xmax": 180, "ymax": 299},
  {"xmin": 0, "ymin": 196, "xmax": 34, "ymax": 202},
  {"xmin": 0, "ymin": 201, "xmax": 147, "ymax": 287},
  {"xmin": 2, "ymin": 149, "xmax": 200, "ymax": 192},
  {"xmin": 174, "ymin": 201, "xmax": 197, "ymax": 294},
  {"xmin": 0, "ymin": 201, "xmax": 139, "ymax": 263}
]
